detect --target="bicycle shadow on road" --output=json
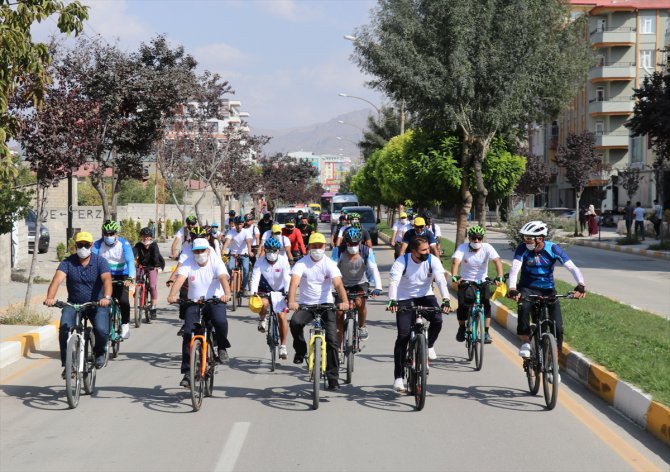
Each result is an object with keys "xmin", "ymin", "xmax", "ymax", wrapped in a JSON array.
[
  {"xmin": 431, "ymin": 383, "xmax": 546, "ymax": 412},
  {"xmin": 0, "ymin": 383, "xmax": 72, "ymax": 411},
  {"xmin": 429, "ymin": 355, "xmax": 481, "ymax": 373},
  {"xmin": 112, "ymin": 351, "xmax": 182, "ymax": 371},
  {"xmin": 93, "ymin": 384, "xmax": 194, "ymax": 414}
]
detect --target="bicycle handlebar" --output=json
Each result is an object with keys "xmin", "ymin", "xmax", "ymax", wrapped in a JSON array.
[
  {"xmin": 298, "ymin": 303, "xmax": 336, "ymax": 312},
  {"xmin": 173, "ymin": 297, "xmax": 226, "ymax": 306},
  {"xmin": 519, "ymin": 292, "xmax": 576, "ymax": 303},
  {"xmin": 53, "ymin": 301, "xmax": 99, "ymax": 309}
]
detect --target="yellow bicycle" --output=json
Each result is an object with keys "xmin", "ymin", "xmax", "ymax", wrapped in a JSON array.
[{"xmin": 303, "ymin": 304, "xmax": 332, "ymax": 410}]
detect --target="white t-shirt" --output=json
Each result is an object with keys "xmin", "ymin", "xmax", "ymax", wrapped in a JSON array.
[
  {"xmin": 389, "ymin": 254, "xmax": 446, "ymax": 301},
  {"xmin": 225, "ymin": 228, "xmax": 251, "ymax": 254},
  {"xmin": 452, "ymin": 242, "xmax": 500, "ymax": 281},
  {"xmin": 245, "ymin": 225, "xmax": 260, "ymax": 245},
  {"xmin": 250, "ymin": 256, "xmax": 291, "ymax": 293},
  {"xmin": 400, "ymin": 223, "xmax": 412, "ymax": 239},
  {"xmin": 291, "ymin": 256, "xmax": 342, "ymax": 305},
  {"xmin": 429, "ymin": 222, "xmax": 442, "ymax": 238},
  {"xmin": 175, "ymin": 226, "xmax": 186, "ymax": 241},
  {"xmin": 392, "ymin": 220, "xmax": 408, "ymax": 242},
  {"xmin": 260, "ymin": 231, "xmax": 291, "ymax": 254},
  {"xmin": 633, "ymin": 207, "xmax": 646, "ymax": 222},
  {"xmin": 177, "ymin": 256, "xmax": 229, "ymax": 300}
]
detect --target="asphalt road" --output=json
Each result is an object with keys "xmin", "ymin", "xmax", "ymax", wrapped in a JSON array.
[{"xmin": 1, "ymin": 236, "xmax": 668, "ymax": 472}]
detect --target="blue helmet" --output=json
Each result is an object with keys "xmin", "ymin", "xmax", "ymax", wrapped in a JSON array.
[
  {"xmin": 344, "ymin": 227, "xmax": 362, "ymax": 244},
  {"xmin": 264, "ymin": 237, "xmax": 282, "ymax": 250}
]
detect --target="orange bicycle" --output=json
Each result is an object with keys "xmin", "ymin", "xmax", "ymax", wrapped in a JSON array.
[{"xmin": 227, "ymin": 254, "xmax": 247, "ymax": 311}]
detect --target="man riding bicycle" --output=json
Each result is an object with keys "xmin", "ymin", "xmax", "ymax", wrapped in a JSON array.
[
  {"xmin": 288, "ymin": 233, "xmax": 349, "ymax": 391},
  {"xmin": 250, "ymin": 237, "xmax": 292, "ymax": 360},
  {"xmin": 171, "ymin": 214, "xmax": 198, "ymax": 260},
  {"xmin": 222, "ymin": 215, "xmax": 253, "ymax": 297},
  {"xmin": 451, "ymin": 225, "xmax": 503, "ymax": 344},
  {"xmin": 259, "ymin": 224, "xmax": 293, "ymax": 262},
  {"xmin": 167, "ymin": 238, "xmax": 232, "ymax": 388},
  {"xmin": 388, "ymin": 237, "xmax": 451, "ymax": 393},
  {"xmin": 391, "ymin": 211, "xmax": 409, "ymax": 259},
  {"xmin": 93, "ymin": 220, "xmax": 136, "ymax": 339},
  {"xmin": 133, "ymin": 227, "xmax": 166, "ymax": 320},
  {"xmin": 507, "ymin": 220, "xmax": 586, "ymax": 367},
  {"xmin": 282, "ymin": 218, "xmax": 306, "ymax": 260},
  {"xmin": 332, "ymin": 227, "xmax": 382, "ymax": 343},
  {"xmin": 44, "ymin": 231, "xmax": 112, "ymax": 375}
]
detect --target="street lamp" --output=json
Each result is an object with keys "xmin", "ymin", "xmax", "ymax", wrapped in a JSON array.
[{"xmin": 338, "ymin": 92, "xmax": 381, "ymax": 124}]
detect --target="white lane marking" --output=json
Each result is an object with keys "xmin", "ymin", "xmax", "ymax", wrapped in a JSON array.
[{"xmin": 215, "ymin": 421, "xmax": 250, "ymax": 472}]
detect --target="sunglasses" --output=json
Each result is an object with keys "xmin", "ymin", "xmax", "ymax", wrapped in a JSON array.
[
  {"xmin": 76, "ymin": 242, "xmax": 91, "ymax": 249},
  {"xmin": 469, "ymin": 236, "xmax": 483, "ymax": 241},
  {"xmin": 346, "ymin": 242, "xmax": 360, "ymax": 246},
  {"xmin": 266, "ymin": 249, "xmax": 279, "ymax": 254},
  {"xmin": 272, "ymin": 232, "xmax": 281, "ymax": 235},
  {"xmin": 415, "ymin": 225, "xmax": 425, "ymax": 230},
  {"xmin": 103, "ymin": 232, "xmax": 117, "ymax": 237},
  {"xmin": 523, "ymin": 235, "xmax": 538, "ymax": 241}
]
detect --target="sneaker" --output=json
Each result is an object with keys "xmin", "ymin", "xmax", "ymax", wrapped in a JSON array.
[
  {"xmin": 242, "ymin": 290, "xmax": 250, "ymax": 297},
  {"xmin": 484, "ymin": 332, "xmax": 493, "ymax": 344},
  {"xmin": 293, "ymin": 353, "xmax": 304, "ymax": 365},
  {"xmin": 518, "ymin": 342, "xmax": 532, "ymax": 358},
  {"xmin": 428, "ymin": 347, "xmax": 437, "ymax": 360},
  {"xmin": 258, "ymin": 319, "xmax": 267, "ymax": 333},
  {"xmin": 218, "ymin": 349, "xmax": 229, "ymax": 363},
  {"xmin": 359, "ymin": 326, "xmax": 369, "ymax": 341},
  {"xmin": 279, "ymin": 345, "xmax": 288, "ymax": 360},
  {"xmin": 61, "ymin": 368, "xmax": 66, "ymax": 380},
  {"xmin": 121, "ymin": 323, "xmax": 130, "ymax": 339},
  {"xmin": 456, "ymin": 326, "xmax": 466, "ymax": 342},
  {"xmin": 150, "ymin": 308, "xmax": 157, "ymax": 320},
  {"xmin": 94, "ymin": 354, "xmax": 106, "ymax": 369},
  {"xmin": 180, "ymin": 374, "xmax": 190, "ymax": 388},
  {"xmin": 393, "ymin": 378, "xmax": 406, "ymax": 393},
  {"xmin": 177, "ymin": 325, "xmax": 185, "ymax": 337},
  {"xmin": 327, "ymin": 380, "xmax": 341, "ymax": 391},
  {"xmin": 547, "ymin": 373, "xmax": 562, "ymax": 384}
]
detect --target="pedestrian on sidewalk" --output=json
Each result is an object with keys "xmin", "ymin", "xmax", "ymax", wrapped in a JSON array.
[
  {"xmin": 578, "ymin": 205, "xmax": 587, "ymax": 236},
  {"xmin": 652, "ymin": 200, "xmax": 663, "ymax": 239},
  {"xmin": 586, "ymin": 204, "xmax": 598, "ymax": 236},
  {"xmin": 633, "ymin": 202, "xmax": 646, "ymax": 241},
  {"xmin": 623, "ymin": 201, "xmax": 634, "ymax": 238}
]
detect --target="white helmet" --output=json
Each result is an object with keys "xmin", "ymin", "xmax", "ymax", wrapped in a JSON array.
[{"xmin": 519, "ymin": 220, "xmax": 548, "ymax": 237}]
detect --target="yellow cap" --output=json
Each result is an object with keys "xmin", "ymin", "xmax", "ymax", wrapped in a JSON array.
[
  {"xmin": 400, "ymin": 212, "xmax": 407, "ymax": 218},
  {"xmin": 271, "ymin": 224, "xmax": 282, "ymax": 233},
  {"xmin": 413, "ymin": 217, "xmax": 426, "ymax": 226},
  {"xmin": 75, "ymin": 231, "xmax": 93, "ymax": 243},
  {"xmin": 308, "ymin": 232, "xmax": 326, "ymax": 245}
]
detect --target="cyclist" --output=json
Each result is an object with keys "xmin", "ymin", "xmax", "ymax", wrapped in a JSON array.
[
  {"xmin": 398, "ymin": 216, "xmax": 439, "ymax": 257},
  {"xmin": 334, "ymin": 213, "xmax": 372, "ymax": 250},
  {"xmin": 133, "ymin": 227, "xmax": 166, "ymax": 320},
  {"xmin": 167, "ymin": 238, "xmax": 232, "ymax": 388},
  {"xmin": 288, "ymin": 232, "xmax": 349, "ymax": 391},
  {"xmin": 222, "ymin": 215, "xmax": 252, "ymax": 296},
  {"xmin": 421, "ymin": 211, "xmax": 442, "ymax": 254},
  {"xmin": 297, "ymin": 213, "xmax": 315, "ymax": 248},
  {"xmin": 388, "ymin": 236, "xmax": 451, "ymax": 393},
  {"xmin": 333, "ymin": 227, "xmax": 382, "ymax": 343},
  {"xmin": 451, "ymin": 225, "xmax": 503, "ymax": 344},
  {"xmin": 507, "ymin": 220, "xmax": 586, "ymax": 366},
  {"xmin": 210, "ymin": 222, "xmax": 223, "ymax": 242},
  {"xmin": 244, "ymin": 213, "xmax": 261, "ymax": 248},
  {"xmin": 203, "ymin": 225, "xmax": 222, "ymax": 258},
  {"xmin": 250, "ymin": 237, "xmax": 292, "ymax": 359},
  {"xmin": 93, "ymin": 220, "xmax": 135, "ymax": 339},
  {"xmin": 171, "ymin": 215, "xmax": 198, "ymax": 260},
  {"xmin": 282, "ymin": 218, "xmax": 306, "ymax": 260},
  {"xmin": 44, "ymin": 231, "xmax": 112, "ymax": 375},
  {"xmin": 258, "ymin": 212, "xmax": 273, "ymax": 236},
  {"xmin": 330, "ymin": 214, "xmax": 347, "ymax": 248},
  {"xmin": 391, "ymin": 211, "xmax": 409, "ymax": 259},
  {"xmin": 259, "ymin": 224, "xmax": 293, "ymax": 261}
]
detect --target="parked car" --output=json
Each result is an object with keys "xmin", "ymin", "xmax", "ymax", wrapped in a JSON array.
[
  {"xmin": 341, "ymin": 205, "xmax": 379, "ymax": 245},
  {"xmin": 25, "ymin": 209, "xmax": 50, "ymax": 253},
  {"xmin": 319, "ymin": 210, "xmax": 331, "ymax": 223}
]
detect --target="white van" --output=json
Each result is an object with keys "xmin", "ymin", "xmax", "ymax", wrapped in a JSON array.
[{"xmin": 330, "ymin": 193, "xmax": 358, "ymax": 231}]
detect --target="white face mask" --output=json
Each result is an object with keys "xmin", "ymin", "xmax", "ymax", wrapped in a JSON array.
[
  {"xmin": 310, "ymin": 248, "xmax": 325, "ymax": 261},
  {"xmin": 266, "ymin": 252, "xmax": 278, "ymax": 262},
  {"xmin": 194, "ymin": 253, "xmax": 208, "ymax": 265},
  {"xmin": 400, "ymin": 219, "xmax": 407, "ymax": 224},
  {"xmin": 76, "ymin": 247, "xmax": 91, "ymax": 259},
  {"xmin": 346, "ymin": 245, "xmax": 359, "ymax": 254},
  {"xmin": 104, "ymin": 236, "xmax": 116, "ymax": 246},
  {"xmin": 525, "ymin": 243, "xmax": 536, "ymax": 251},
  {"xmin": 142, "ymin": 239, "xmax": 152, "ymax": 247},
  {"xmin": 469, "ymin": 242, "xmax": 482, "ymax": 250}
]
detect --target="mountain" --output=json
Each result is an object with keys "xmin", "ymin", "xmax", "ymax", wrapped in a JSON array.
[{"xmin": 254, "ymin": 108, "xmax": 373, "ymax": 161}]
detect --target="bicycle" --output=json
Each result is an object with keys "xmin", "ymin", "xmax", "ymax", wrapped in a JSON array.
[
  {"xmin": 341, "ymin": 290, "xmax": 370, "ymax": 384},
  {"xmin": 107, "ymin": 294, "xmax": 123, "ymax": 362},
  {"xmin": 460, "ymin": 279, "xmax": 496, "ymax": 372},
  {"xmin": 50, "ymin": 301, "xmax": 100, "ymax": 409},
  {"xmin": 176, "ymin": 297, "xmax": 223, "ymax": 412},
  {"xmin": 227, "ymin": 254, "xmax": 248, "ymax": 311},
  {"xmin": 399, "ymin": 304, "xmax": 442, "ymax": 411},
  {"xmin": 133, "ymin": 266, "xmax": 155, "ymax": 327},
  {"xmin": 302, "ymin": 304, "xmax": 335, "ymax": 410},
  {"xmin": 260, "ymin": 291, "xmax": 285, "ymax": 372},
  {"xmin": 519, "ymin": 292, "xmax": 575, "ymax": 410}
]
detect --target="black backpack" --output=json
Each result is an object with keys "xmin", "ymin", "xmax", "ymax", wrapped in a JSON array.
[{"xmin": 401, "ymin": 253, "xmax": 433, "ymax": 277}]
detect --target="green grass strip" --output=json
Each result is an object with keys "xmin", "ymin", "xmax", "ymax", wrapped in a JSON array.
[{"xmin": 378, "ymin": 222, "xmax": 670, "ymax": 406}]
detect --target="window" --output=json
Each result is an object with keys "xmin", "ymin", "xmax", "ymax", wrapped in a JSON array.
[
  {"xmin": 640, "ymin": 50, "xmax": 654, "ymax": 69},
  {"xmin": 630, "ymin": 135, "xmax": 644, "ymax": 163},
  {"xmin": 596, "ymin": 87, "xmax": 605, "ymax": 102},
  {"xmin": 640, "ymin": 13, "xmax": 655, "ymax": 34},
  {"xmin": 596, "ymin": 18, "xmax": 606, "ymax": 32},
  {"xmin": 595, "ymin": 120, "xmax": 604, "ymax": 135}
]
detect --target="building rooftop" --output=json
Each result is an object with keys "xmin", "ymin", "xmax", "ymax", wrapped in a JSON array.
[{"xmin": 570, "ymin": 0, "xmax": 670, "ymax": 9}]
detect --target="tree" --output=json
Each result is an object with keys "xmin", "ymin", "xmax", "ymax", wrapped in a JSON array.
[
  {"xmin": 0, "ymin": 155, "xmax": 32, "ymax": 234},
  {"xmin": 555, "ymin": 131, "xmax": 603, "ymax": 236},
  {"xmin": 515, "ymin": 148, "xmax": 552, "ymax": 211},
  {"xmin": 479, "ymin": 139, "xmax": 526, "ymax": 224},
  {"xmin": 618, "ymin": 165, "xmax": 642, "ymax": 203},
  {"xmin": 338, "ymin": 169, "xmax": 357, "ymax": 193},
  {"xmin": 257, "ymin": 154, "xmax": 321, "ymax": 210},
  {"xmin": 351, "ymin": 0, "xmax": 592, "ymax": 245},
  {"xmin": 1, "ymin": 0, "xmax": 88, "ymax": 161},
  {"xmin": 358, "ymin": 105, "xmax": 403, "ymax": 161}
]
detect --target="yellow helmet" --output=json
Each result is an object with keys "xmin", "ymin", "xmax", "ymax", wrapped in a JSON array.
[
  {"xmin": 308, "ymin": 232, "xmax": 326, "ymax": 245},
  {"xmin": 249, "ymin": 294, "xmax": 264, "ymax": 314}
]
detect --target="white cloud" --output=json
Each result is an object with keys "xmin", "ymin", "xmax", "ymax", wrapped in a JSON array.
[
  {"xmin": 261, "ymin": 0, "xmax": 323, "ymax": 22},
  {"xmin": 84, "ymin": 0, "xmax": 151, "ymax": 47},
  {"xmin": 192, "ymin": 43, "xmax": 255, "ymax": 79}
]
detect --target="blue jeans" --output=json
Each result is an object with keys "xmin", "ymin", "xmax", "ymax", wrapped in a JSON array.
[
  {"xmin": 227, "ymin": 255, "xmax": 249, "ymax": 291},
  {"xmin": 59, "ymin": 305, "xmax": 109, "ymax": 366},
  {"xmin": 393, "ymin": 295, "xmax": 442, "ymax": 379}
]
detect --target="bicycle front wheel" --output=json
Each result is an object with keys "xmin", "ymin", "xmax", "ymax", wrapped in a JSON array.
[
  {"xmin": 83, "ymin": 330, "xmax": 97, "ymax": 395},
  {"xmin": 267, "ymin": 314, "xmax": 276, "ymax": 372},
  {"xmin": 205, "ymin": 340, "xmax": 215, "ymax": 398},
  {"xmin": 189, "ymin": 338, "xmax": 205, "ymax": 411},
  {"xmin": 231, "ymin": 273, "xmax": 238, "ymax": 312},
  {"xmin": 312, "ymin": 337, "xmax": 322, "ymax": 410},
  {"xmin": 466, "ymin": 319, "xmax": 474, "ymax": 362},
  {"xmin": 144, "ymin": 287, "xmax": 152, "ymax": 324},
  {"xmin": 344, "ymin": 318, "xmax": 354, "ymax": 384},
  {"xmin": 414, "ymin": 334, "xmax": 427, "ymax": 411},
  {"xmin": 542, "ymin": 334, "xmax": 559, "ymax": 410},
  {"xmin": 526, "ymin": 337, "xmax": 541, "ymax": 395},
  {"xmin": 133, "ymin": 286, "xmax": 143, "ymax": 328},
  {"xmin": 64, "ymin": 334, "xmax": 82, "ymax": 409},
  {"xmin": 474, "ymin": 312, "xmax": 485, "ymax": 372}
]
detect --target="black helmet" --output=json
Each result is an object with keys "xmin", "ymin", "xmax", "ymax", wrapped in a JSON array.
[
  {"xmin": 262, "ymin": 212, "xmax": 271, "ymax": 219},
  {"xmin": 140, "ymin": 227, "xmax": 153, "ymax": 237},
  {"xmin": 228, "ymin": 210, "xmax": 236, "ymax": 216},
  {"xmin": 421, "ymin": 210, "xmax": 432, "ymax": 219},
  {"xmin": 233, "ymin": 215, "xmax": 245, "ymax": 224}
]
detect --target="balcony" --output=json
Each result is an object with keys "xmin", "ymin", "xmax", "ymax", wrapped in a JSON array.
[
  {"xmin": 666, "ymin": 29, "xmax": 670, "ymax": 46},
  {"xmin": 594, "ymin": 131, "xmax": 629, "ymax": 149},
  {"xmin": 590, "ymin": 27, "xmax": 636, "ymax": 47},
  {"xmin": 589, "ymin": 96, "xmax": 634, "ymax": 116},
  {"xmin": 588, "ymin": 62, "xmax": 635, "ymax": 82}
]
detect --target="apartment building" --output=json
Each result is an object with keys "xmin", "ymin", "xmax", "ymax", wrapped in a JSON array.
[
  {"xmin": 287, "ymin": 151, "xmax": 353, "ymax": 192},
  {"xmin": 544, "ymin": 1, "xmax": 670, "ymax": 211}
]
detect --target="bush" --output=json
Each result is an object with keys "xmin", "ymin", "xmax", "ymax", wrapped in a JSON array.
[
  {"xmin": 616, "ymin": 235, "xmax": 640, "ymax": 245},
  {"xmin": 67, "ymin": 238, "xmax": 76, "ymax": 255},
  {"xmin": 503, "ymin": 210, "xmax": 571, "ymax": 251},
  {"xmin": 172, "ymin": 219, "xmax": 181, "ymax": 235},
  {"xmin": 119, "ymin": 218, "xmax": 138, "ymax": 245},
  {"xmin": 56, "ymin": 242, "xmax": 67, "ymax": 261},
  {"xmin": 0, "ymin": 304, "xmax": 51, "ymax": 325},
  {"xmin": 165, "ymin": 219, "xmax": 172, "ymax": 238}
]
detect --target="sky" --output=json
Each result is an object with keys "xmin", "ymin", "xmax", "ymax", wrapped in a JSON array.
[{"xmin": 32, "ymin": 0, "xmax": 385, "ymax": 130}]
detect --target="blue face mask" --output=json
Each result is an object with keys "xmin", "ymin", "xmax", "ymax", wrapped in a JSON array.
[{"xmin": 104, "ymin": 236, "xmax": 116, "ymax": 246}]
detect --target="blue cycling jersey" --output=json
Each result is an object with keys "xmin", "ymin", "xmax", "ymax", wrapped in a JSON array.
[{"xmin": 513, "ymin": 241, "xmax": 570, "ymax": 290}]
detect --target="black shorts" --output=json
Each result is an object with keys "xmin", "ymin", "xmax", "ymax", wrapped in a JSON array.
[{"xmin": 335, "ymin": 282, "xmax": 369, "ymax": 302}]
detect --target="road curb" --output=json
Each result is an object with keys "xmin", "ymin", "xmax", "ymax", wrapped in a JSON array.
[
  {"xmin": 574, "ymin": 239, "xmax": 670, "ymax": 260},
  {"xmin": 0, "ymin": 321, "xmax": 59, "ymax": 369},
  {"xmin": 380, "ymin": 229, "xmax": 669, "ymax": 446}
]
